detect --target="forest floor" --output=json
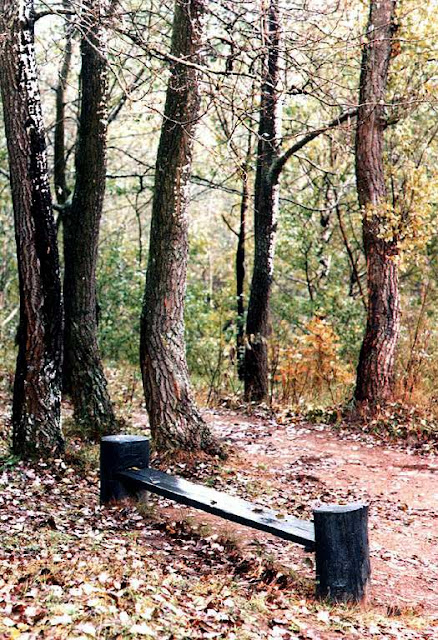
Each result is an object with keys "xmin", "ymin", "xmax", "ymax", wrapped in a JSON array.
[{"xmin": 1, "ymin": 400, "xmax": 438, "ymax": 639}]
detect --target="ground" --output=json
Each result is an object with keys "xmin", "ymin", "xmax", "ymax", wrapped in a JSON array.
[{"xmin": 0, "ymin": 405, "xmax": 437, "ymax": 639}]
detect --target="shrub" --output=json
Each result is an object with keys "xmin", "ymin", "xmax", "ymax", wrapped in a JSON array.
[{"xmin": 272, "ymin": 317, "xmax": 354, "ymax": 406}]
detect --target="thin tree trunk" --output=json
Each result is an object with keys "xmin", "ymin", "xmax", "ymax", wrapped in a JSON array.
[
  {"xmin": 241, "ymin": 11, "xmax": 355, "ymax": 403},
  {"xmin": 54, "ymin": 0, "xmax": 72, "ymax": 207},
  {"xmin": 140, "ymin": 0, "xmax": 222, "ymax": 456},
  {"xmin": 212, "ymin": 97, "xmax": 254, "ymax": 382},
  {"xmin": 63, "ymin": 0, "xmax": 117, "ymax": 437},
  {"xmin": 0, "ymin": 0, "xmax": 64, "ymax": 457},
  {"xmin": 354, "ymin": 0, "xmax": 400, "ymax": 406},
  {"xmin": 236, "ymin": 163, "xmax": 248, "ymax": 380},
  {"xmin": 244, "ymin": 0, "xmax": 282, "ymax": 402},
  {"xmin": 334, "ymin": 202, "xmax": 367, "ymax": 311}
]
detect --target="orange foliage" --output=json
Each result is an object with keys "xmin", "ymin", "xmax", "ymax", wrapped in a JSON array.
[{"xmin": 272, "ymin": 317, "xmax": 353, "ymax": 405}]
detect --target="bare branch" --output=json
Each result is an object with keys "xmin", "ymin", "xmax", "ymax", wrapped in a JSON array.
[
  {"xmin": 268, "ymin": 108, "xmax": 358, "ymax": 185},
  {"xmin": 221, "ymin": 213, "xmax": 238, "ymax": 237}
]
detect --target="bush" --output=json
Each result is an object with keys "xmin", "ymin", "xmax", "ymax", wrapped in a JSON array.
[{"xmin": 271, "ymin": 317, "xmax": 354, "ymax": 407}]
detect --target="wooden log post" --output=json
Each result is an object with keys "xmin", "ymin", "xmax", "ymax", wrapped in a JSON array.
[
  {"xmin": 313, "ymin": 502, "xmax": 370, "ymax": 603},
  {"xmin": 100, "ymin": 435, "xmax": 150, "ymax": 504}
]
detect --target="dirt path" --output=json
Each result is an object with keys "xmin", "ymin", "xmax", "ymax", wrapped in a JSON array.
[{"xmin": 166, "ymin": 409, "xmax": 438, "ymax": 617}]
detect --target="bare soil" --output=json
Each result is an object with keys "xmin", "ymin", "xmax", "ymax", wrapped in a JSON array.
[{"xmin": 164, "ymin": 408, "xmax": 438, "ymax": 617}]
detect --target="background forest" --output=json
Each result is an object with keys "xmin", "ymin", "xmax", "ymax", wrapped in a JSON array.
[
  {"xmin": 2, "ymin": 2, "xmax": 438, "ymax": 639},
  {"xmin": 1, "ymin": 0, "xmax": 438, "ymax": 445}
]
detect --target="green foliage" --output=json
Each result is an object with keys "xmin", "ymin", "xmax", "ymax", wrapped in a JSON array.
[
  {"xmin": 0, "ymin": 454, "xmax": 20, "ymax": 472},
  {"xmin": 0, "ymin": 205, "xmax": 18, "ymax": 371},
  {"xmin": 185, "ymin": 252, "xmax": 238, "ymax": 398},
  {"xmin": 97, "ymin": 238, "xmax": 143, "ymax": 364},
  {"xmin": 274, "ymin": 201, "xmax": 366, "ymax": 366}
]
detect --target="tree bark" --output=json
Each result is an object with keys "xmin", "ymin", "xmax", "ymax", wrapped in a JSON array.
[
  {"xmin": 354, "ymin": 0, "xmax": 399, "ymax": 406},
  {"xmin": 0, "ymin": 0, "xmax": 64, "ymax": 457},
  {"xmin": 140, "ymin": 0, "xmax": 222, "ymax": 456},
  {"xmin": 244, "ymin": 0, "xmax": 282, "ymax": 402},
  {"xmin": 63, "ymin": 0, "xmax": 117, "ymax": 437}
]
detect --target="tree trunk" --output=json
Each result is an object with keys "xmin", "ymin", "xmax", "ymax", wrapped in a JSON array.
[
  {"xmin": 236, "ymin": 164, "xmax": 248, "ymax": 380},
  {"xmin": 63, "ymin": 0, "xmax": 117, "ymax": 437},
  {"xmin": 54, "ymin": 0, "xmax": 72, "ymax": 207},
  {"xmin": 244, "ymin": 0, "xmax": 282, "ymax": 402},
  {"xmin": 140, "ymin": 0, "xmax": 222, "ymax": 456},
  {"xmin": 354, "ymin": 0, "xmax": 399, "ymax": 406},
  {"xmin": 0, "ymin": 0, "xmax": 64, "ymax": 457}
]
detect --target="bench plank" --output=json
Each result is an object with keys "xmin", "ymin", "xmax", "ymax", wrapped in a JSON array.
[{"xmin": 119, "ymin": 468, "xmax": 315, "ymax": 549}]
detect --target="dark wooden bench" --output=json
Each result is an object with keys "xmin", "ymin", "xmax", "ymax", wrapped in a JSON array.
[
  {"xmin": 119, "ymin": 467, "xmax": 315, "ymax": 549},
  {"xmin": 100, "ymin": 435, "xmax": 370, "ymax": 604}
]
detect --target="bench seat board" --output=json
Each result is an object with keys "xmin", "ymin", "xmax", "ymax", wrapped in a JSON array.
[{"xmin": 119, "ymin": 468, "xmax": 315, "ymax": 549}]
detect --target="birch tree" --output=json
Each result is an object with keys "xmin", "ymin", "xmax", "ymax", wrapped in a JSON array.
[
  {"xmin": 243, "ymin": 0, "xmax": 356, "ymax": 402},
  {"xmin": 0, "ymin": 0, "xmax": 64, "ymax": 456},
  {"xmin": 244, "ymin": 0, "xmax": 283, "ymax": 402}
]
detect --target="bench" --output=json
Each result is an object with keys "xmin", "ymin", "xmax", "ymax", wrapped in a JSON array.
[{"xmin": 100, "ymin": 435, "xmax": 370, "ymax": 603}]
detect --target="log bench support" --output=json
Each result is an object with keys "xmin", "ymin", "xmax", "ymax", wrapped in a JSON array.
[
  {"xmin": 100, "ymin": 435, "xmax": 370, "ymax": 604},
  {"xmin": 314, "ymin": 503, "xmax": 370, "ymax": 603},
  {"xmin": 100, "ymin": 435, "xmax": 150, "ymax": 503}
]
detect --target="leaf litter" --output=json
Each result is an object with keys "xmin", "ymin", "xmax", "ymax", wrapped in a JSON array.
[{"xmin": 0, "ymin": 408, "xmax": 437, "ymax": 639}]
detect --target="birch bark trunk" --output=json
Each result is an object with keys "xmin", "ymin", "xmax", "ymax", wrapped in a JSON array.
[
  {"xmin": 0, "ymin": 0, "xmax": 64, "ymax": 457},
  {"xmin": 244, "ymin": 0, "xmax": 282, "ymax": 402}
]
